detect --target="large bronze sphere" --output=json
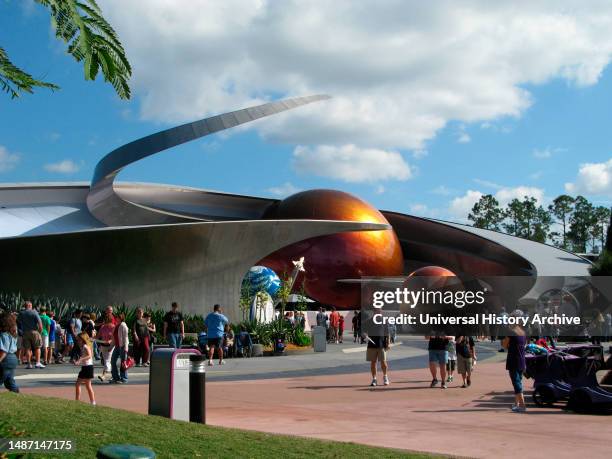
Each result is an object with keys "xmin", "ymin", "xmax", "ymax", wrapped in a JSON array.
[{"xmin": 258, "ymin": 189, "xmax": 403, "ymax": 308}]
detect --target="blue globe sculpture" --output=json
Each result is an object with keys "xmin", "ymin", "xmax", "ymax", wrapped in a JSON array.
[{"xmin": 241, "ymin": 265, "xmax": 281, "ymax": 297}]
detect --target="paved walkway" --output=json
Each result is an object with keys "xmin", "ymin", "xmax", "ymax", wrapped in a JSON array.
[
  {"xmin": 13, "ymin": 336, "xmax": 501, "ymax": 388},
  {"xmin": 22, "ymin": 360, "xmax": 611, "ymax": 458}
]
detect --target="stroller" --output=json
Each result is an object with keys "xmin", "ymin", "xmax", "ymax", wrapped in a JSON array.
[{"xmin": 525, "ymin": 344, "xmax": 612, "ymax": 412}]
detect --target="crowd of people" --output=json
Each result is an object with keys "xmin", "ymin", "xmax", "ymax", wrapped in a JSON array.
[
  {"xmin": 0, "ymin": 301, "xmax": 198, "ymax": 402},
  {"xmin": 2, "ymin": 301, "xmax": 610, "ymax": 414}
]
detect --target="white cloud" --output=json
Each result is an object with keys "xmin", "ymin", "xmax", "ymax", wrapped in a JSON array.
[
  {"xmin": 532, "ymin": 146, "xmax": 566, "ymax": 159},
  {"xmin": 44, "ymin": 159, "xmax": 81, "ymax": 174},
  {"xmin": 494, "ymin": 186, "xmax": 545, "ymax": 205},
  {"xmin": 431, "ymin": 185, "xmax": 454, "ymax": 196},
  {"xmin": 449, "ymin": 190, "xmax": 483, "ymax": 221},
  {"xmin": 101, "ymin": 0, "xmax": 612, "ymax": 152},
  {"xmin": 292, "ymin": 144, "xmax": 412, "ymax": 183},
  {"xmin": 565, "ymin": 159, "xmax": 612, "ymax": 196},
  {"xmin": 266, "ymin": 182, "xmax": 301, "ymax": 197},
  {"xmin": 529, "ymin": 171, "xmax": 543, "ymax": 180},
  {"xmin": 457, "ymin": 132, "xmax": 471, "ymax": 143},
  {"xmin": 0, "ymin": 146, "xmax": 20, "ymax": 172},
  {"xmin": 410, "ymin": 203, "xmax": 440, "ymax": 217},
  {"xmin": 412, "ymin": 149, "xmax": 428, "ymax": 159},
  {"xmin": 375, "ymin": 185, "xmax": 386, "ymax": 194},
  {"xmin": 473, "ymin": 178, "xmax": 502, "ymax": 190}
]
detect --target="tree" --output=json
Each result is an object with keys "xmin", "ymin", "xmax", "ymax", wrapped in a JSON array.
[
  {"xmin": 548, "ymin": 195, "xmax": 574, "ymax": 249},
  {"xmin": 503, "ymin": 198, "xmax": 524, "ymax": 237},
  {"xmin": 532, "ymin": 205, "xmax": 552, "ymax": 243},
  {"xmin": 1, "ymin": 0, "xmax": 131, "ymax": 100},
  {"xmin": 567, "ymin": 196, "xmax": 595, "ymax": 253},
  {"xmin": 501, "ymin": 196, "xmax": 550, "ymax": 242},
  {"xmin": 594, "ymin": 206, "xmax": 611, "ymax": 251},
  {"xmin": 468, "ymin": 194, "xmax": 505, "ymax": 230}
]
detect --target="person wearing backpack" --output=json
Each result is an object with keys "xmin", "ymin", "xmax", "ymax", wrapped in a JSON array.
[{"xmin": 456, "ymin": 335, "xmax": 476, "ymax": 388}]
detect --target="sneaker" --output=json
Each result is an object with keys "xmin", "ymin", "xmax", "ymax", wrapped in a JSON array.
[
  {"xmin": 98, "ymin": 375, "xmax": 105, "ymax": 382},
  {"xmin": 511, "ymin": 405, "xmax": 527, "ymax": 413},
  {"xmin": 461, "ymin": 383, "xmax": 467, "ymax": 388},
  {"xmin": 35, "ymin": 362, "xmax": 46, "ymax": 369},
  {"xmin": 450, "ymin": 375, "xmax": 454, "ymax": 382},
  {"xmin": 120, "ymin": 379, "xmax": 128, "ymax": 384},
  {"xmin": 143, "ymin": 362, "xmax": 150, "ymax": 367},
  {"xmin": 467, "ymin": 377, "xmax": 471, "ymax": 387},
  {"xmin": 26, "ymin": 363, "xmax": 33, "ymax": 370},
  {"xmin": 441, "ymin": 383, "xmax": 448, "ymax": 389},
  {"xmin": 91, "ymin": 401, "xmax": 97, "ymax": 406},
  {"xmin": 498, "ymin": 348, "xmax": 505, "ymax": 353},
  {"xmin": 430, "ymin": 378, "xmax": 438, "ymax": 388},
  {"xmin": 446, "ymin": 376, "xmax": 451, "ymax": 382},
  {"xmin": 207, "ymin": 361, "xmax": 214, "ymax": 366},
  {"xmin": 370, "ymin": 378, "xmax": 377, "ymax": 387},
  {"xmin": 383, "ymin": 375, "xmax": 390, "ymax": 386},
  {"xmin": 109, "ymin": 379, "xmax": 119, "ymax": 384},
  {"xmin": 219, "ymin": 360, "xmax": 226, "ymax": 365}
]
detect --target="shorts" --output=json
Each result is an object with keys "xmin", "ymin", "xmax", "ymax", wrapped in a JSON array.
[
  {"xmin": 77, "ymin": 365, "xmax": 94, "ymax": 380},
  {"xmin": 428, "ymin": 349, "xmax": 448, "ymax": 365},
  {"xmin": 508, "ymin": 369, "xmax": 523, "ymax": 394},
  {"xmin": 446, "ymin": 359, "xmax": 456, "ymax": 371},
  {"xmin": 42, "ymin": 335, "xmax": 49, "ymax": 348},
  {"xmin": 366, "ymin": 347, "xmax": 387, "ymax": 362},
  {"xmin": 67, "ymin": 334, "xmax": 75, "ymax": 346},
  {"xmin": 22, "ymin": 330, "xmax": 42, "ymax": 349},
  {"xmin": 457, "ymin": 355, "xmax": 473, "ymax": 374},
  {"xmin": 207, "ymin": 337, "xmax": 223, "ymax": 347}
]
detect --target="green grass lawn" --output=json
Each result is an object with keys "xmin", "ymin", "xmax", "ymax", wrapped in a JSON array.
[{"xmin": 0, "ymin": 392, "xmax": 438, "ymax": 458}]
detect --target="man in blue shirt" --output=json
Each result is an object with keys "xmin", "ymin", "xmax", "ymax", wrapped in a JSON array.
[{"xmin": 203, "ymin": 304, "xmax": 229, "ymax": 366}]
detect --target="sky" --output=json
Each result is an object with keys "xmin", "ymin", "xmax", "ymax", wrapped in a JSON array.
[{"xmin": 1, "ymin": 0, "xmax": 612, "ymax": 223}]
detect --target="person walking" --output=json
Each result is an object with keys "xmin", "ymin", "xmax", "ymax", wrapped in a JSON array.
[
  {"xmin": 132, "ymin": 308, "xmax": 150, "ymax": 367},
  {"xmin": 204, "ymin": 304, "xmax": 229, "ymax": 366},
  {"xmin": 456, "ymin": 335, "xmax": 476, "ymax": 388},
  {"xmin": 338, "ymin": 313, "xmax": 345, "ymax": 344},
  {"xmin": 110, "ymin": 314, "xmax": 129, "ymax": 384},
  {"xmin": 446, "ymin": 336, "xmax": 457, "ymax": 384},
  {"xmin": 329, "ymin": 307, "xmax": 340, "ymax": 343},
  {"xmin": 62, "ymin": 309, "xmax": 82, "ymax": 363},
  {"xmin": 163, "ymin": 302, "xmax": 184, "ymax": 349},
  {"xmin": 74, "ymin": 332, "xmax": 96, "ymax": 405},
  {"xmin": 47, "ymin": 311, "xmax": 57, "ymax": 365},
  {"xmin": 366, "ymin": 329, "xmax": 390, "ymax": 387},
  {"xmin": 502, "ymin": 310, "xmax": 528, "ymax": 412},
  {"xmin": 17, "ymin": 301, "xmax": 45, "ymax": 369},
  {"xmin": 144, "ymin": 312, "xmax": 156, "ymax": 365},
  {"xmin": 352, "ymin": 311, "xmax": 360, "ymax": 343},
  {"xmin": 0, "ymin": 312, "xmax": 19, "ymax": 393},
  {"xmin": 39, "ymin": 308, "xmax": 51, "ymax": 365},
  {"xmin": 97, "ymin": 315, "xmax": 115, "ymax": 382},
  {"xmin": 426, "ymin": 333, "xmax": 453, "ymax": 389}
]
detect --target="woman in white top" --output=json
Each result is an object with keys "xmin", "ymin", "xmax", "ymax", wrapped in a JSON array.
[{"xmin": 74, "ymin": 331, "xmax": 96, "ymax": 405}]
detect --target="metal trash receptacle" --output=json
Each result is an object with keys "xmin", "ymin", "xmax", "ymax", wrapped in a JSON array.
[
  {"xmin": 148, "ymin": 347, "xmax": 201, "ymax": 421},
  {"xmin": 312, "ymin": 326, "xmax": 327, "ymax": 352}
]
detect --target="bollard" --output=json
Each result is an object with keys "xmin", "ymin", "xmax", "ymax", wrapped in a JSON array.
[{"xmin": 189, "ymin": 354, "xmax": 206, "ymax": 424}]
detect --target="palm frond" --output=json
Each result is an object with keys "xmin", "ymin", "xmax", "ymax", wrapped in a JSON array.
[
  {"xmin": 35, "ymin": 0, "xmax": 132, "ymax": 99},
  {"xmin": 0, "ymin": 46, "xmax": 59, "ymax": 99}
]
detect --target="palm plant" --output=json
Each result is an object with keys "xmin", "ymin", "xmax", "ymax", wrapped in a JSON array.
[{"xmin": 1, "ymin": 0, "xmax": 131, "ymax": 100}]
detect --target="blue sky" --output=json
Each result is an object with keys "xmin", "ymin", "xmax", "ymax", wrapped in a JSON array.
[{"xmin": 1, "ymin": 1, "xmax": 612, "ymax": 222}]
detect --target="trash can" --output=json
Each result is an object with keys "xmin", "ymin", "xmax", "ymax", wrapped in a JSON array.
[
  {"xmin": 148, "ymin": 347, "xmax": 201, "ymax": 421},
  {"xmin": 96, "ymin": 444, "xmax": 156, "ymax": 459},
  {"xmin": 312, "ymin": 326, "xmax": 327, "ymax": 352}
]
